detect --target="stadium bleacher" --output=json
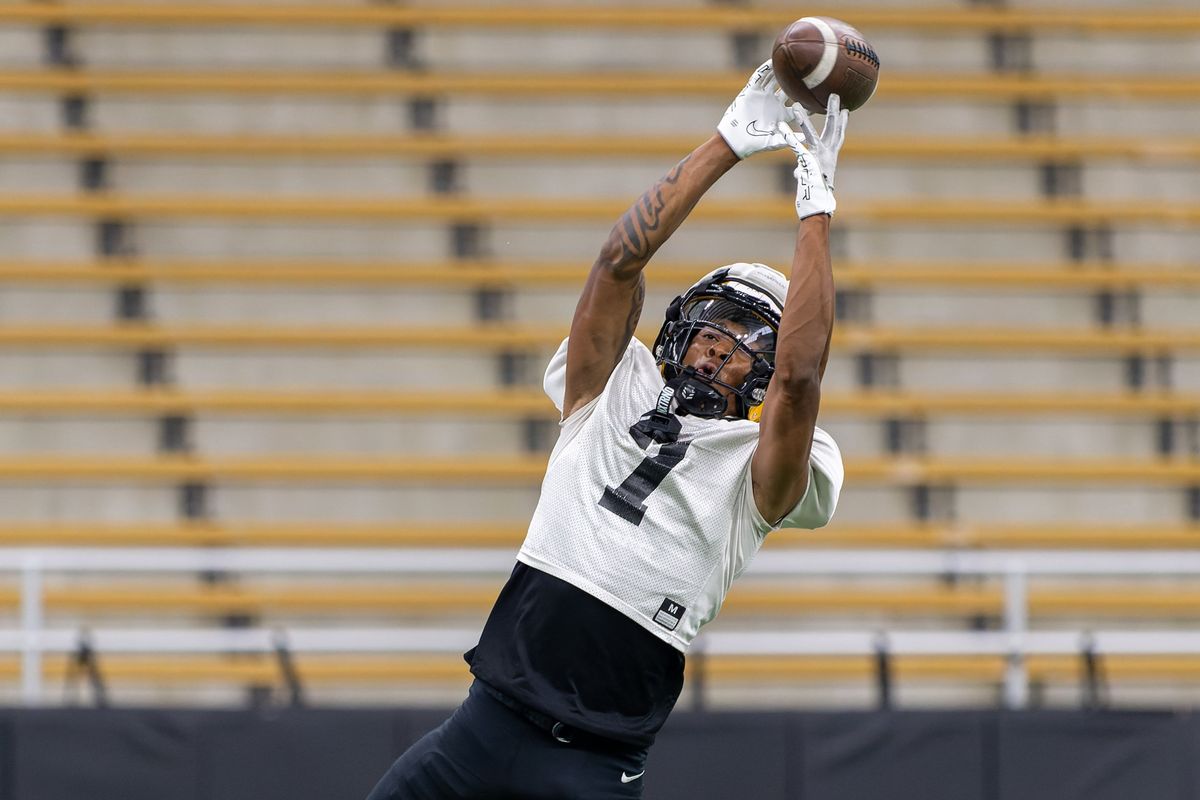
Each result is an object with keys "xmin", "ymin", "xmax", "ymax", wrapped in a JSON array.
[{"xmin": 0, "ymin": 0, "xmax": 1197, "ymax": 711}]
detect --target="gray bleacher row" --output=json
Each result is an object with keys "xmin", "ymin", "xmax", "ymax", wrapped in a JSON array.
[
  {"xmin": 2, "ymin": 215, "xmax": 1198, "ymax": 264},
  {"xmin": 0, "ymin": 483, "xmax": 543, "ymax": 523},
  {"xmin": 5, "ymin": 156, "xmax": 1199, "ymax": 203},
  {"xmin": 3, "ymin": 280, "xmax": 1200, "ymax": 330},
  {"xmin": 0, "ymin": 481, "xmax": 1190, "ymax": 526},
  {"xmin": 0, "ymin": 413, "xmax": 1175, "ymax": 460},
  {"xmin": 3, "ymin": 90, "xmax": 1200, "ymax": 137},
  {"xmin": 9, "ymin": 346, "xmax": 1200, "ymax": 394}
]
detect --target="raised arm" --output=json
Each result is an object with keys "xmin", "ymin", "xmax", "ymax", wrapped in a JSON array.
[
  {"xmin": 752, "ymin": 97, "xmax": 847, "ymax": 524},
  {"xmin": 562, "ymin": 62, "xmax": 800, "ymax": 420},
  {"xmin": 562, "ymin": 138, "xmax": 738, "ymax": 419}
]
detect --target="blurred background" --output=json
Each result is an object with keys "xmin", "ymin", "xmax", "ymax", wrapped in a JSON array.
[{"xmin": 0, "ymin": 0, "xmax": 1198, "ymax": 797}]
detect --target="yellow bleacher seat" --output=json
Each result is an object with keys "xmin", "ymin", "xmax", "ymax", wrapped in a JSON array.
[
  {"xmin": 0, "ymin": 654, "xmax": 469, "ymax": 686},
  {"xmin": 0, "ymin": 455, "xmax": 1195, "ymax": 485},
  {"xmin": 1, "ymin": 388, "xmax": 1199, "ymax": 417},
  {"xmin": 780, "ymin": 524, "xmax": 1200, "ymax": 550},
  {"xmin": 0, "ymin": 454, "xmax": 1195, "ymax": 485},
  {"xmin": 2, "ymin": 583, "xmax": 504, "ymax": 615},
  {"xmin": 0, "ymin": 70, "xmax": 1195, "ymax": 103},
  {"xmin": 0, "ymin": 4, "xmax": 1197, "ymax": 35},
  {"xmin": 1, "ymin": 260, "xmax": 1199, "ymax": 291},
  {"xmin": 2, "ymin": 323, "xmax": 1199, "ymax": 354},
  {"xmin": 0, "ymin": 522, "xmax": 531, "ymax": 548},
  {"xmin": 0, "ymin": 388, "xmax": 556, "ymax": 415},
  {"xmin": 0, "ymin": 522, "xmax": 1196, "ymax": 550},
  {"xmin": 0, "ymin": 194, "xmax": 1194, "ymax": 226},
  {"xmin": 1, "ymin": 653, "xmax": 1198, "ymax": 691},
  {"xmin": 3, "ymin": 652, "xmax": 1199, "ymax": 690},
  {"xmin": 704, "ymin": 654, "xmax": 1200, "ymax": 684},
  {"xmin": 0, "ymin": 133, "xmax": 1196, "ymax": 163},
  {"xmin": 1, "ymin": 580, "xmax": 1198, "ymax": 619},
  {"xmin": 0, "ymin": 454, "xmax": 550, "ymax": 482}
]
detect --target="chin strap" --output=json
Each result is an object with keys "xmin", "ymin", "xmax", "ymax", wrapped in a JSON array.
[
  {"xmin": 632, "ymin": 372, "xmax": 726, "ymax": 445},
  {"xmin": 632, "ymin": 385, "xmax": 684, "ymax": 444}
]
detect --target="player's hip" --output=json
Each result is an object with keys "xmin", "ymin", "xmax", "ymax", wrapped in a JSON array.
[{"xmin": 366, "ymin": 680, "xmax": 650, "ymax": 800}]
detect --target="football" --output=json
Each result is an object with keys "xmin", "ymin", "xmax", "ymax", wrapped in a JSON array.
[{"xmin": 771, "ymin": 16, "xmax": 880, "ymax": 113}]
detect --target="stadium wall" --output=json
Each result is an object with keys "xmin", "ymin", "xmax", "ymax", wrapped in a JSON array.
[{"xmin": 0, "ymin": 706, "xmax": 1195, "ymax": 799}]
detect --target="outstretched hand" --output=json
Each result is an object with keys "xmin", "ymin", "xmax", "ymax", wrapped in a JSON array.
[
  {"xmin": 779, "ymin": 93, "xmax": 847, "ymax": 220},
  {"xmin": 791, "ymin": 93, "xmax": 848, "ymax": 190},
  {"xmin": 717, "ymin": 61, "xmax": 804, "ymax": 160}
]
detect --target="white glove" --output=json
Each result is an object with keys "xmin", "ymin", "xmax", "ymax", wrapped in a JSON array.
[
  {"xmin": 781, "ymin": 93, "xmax": 848, "ymax": 219},
  {"xmin": 717, "ymin": 61, "xmax": 803, "ymax": 160}
]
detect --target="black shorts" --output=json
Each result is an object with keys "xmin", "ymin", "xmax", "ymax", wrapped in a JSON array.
[{"xmin": 366, "ymin": 680, "xmax": 650, "ymax": 800}]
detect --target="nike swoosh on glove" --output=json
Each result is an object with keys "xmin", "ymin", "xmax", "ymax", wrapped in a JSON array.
[{"xmin": 717, "ymin": 60, "xmax": 804, "ymax": 160}]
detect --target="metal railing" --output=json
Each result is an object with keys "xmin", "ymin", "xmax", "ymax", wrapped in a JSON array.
[{"xmin": 4, "ymin": 547, "xmax": 1200, "ymax": 707}]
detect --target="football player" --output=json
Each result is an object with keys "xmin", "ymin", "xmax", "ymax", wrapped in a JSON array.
[{"xmin": 367, "ymin": 62, "xmax": 846, "ymax": 800}]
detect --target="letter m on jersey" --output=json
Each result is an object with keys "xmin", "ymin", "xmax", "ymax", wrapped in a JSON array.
[{"xmin": 653, "ymin": 598, "xmax": 686, "ymax": 630}]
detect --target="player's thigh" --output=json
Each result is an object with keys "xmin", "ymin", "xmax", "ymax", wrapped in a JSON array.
[
  {"xmin": 365, "ymin": 721, "xmax": 473, "ymax": 800},
  {"xmin": 366, "ymin": 689, "xmax": 514, "ymax": 800}
]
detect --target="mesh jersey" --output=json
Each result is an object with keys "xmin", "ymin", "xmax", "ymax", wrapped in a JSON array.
[{"xmin": 518, "ymin": 337, "xmax": 844, "ymax": 653}]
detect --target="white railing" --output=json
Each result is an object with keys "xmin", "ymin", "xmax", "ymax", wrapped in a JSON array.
[{"xmin": 3, "ymin": 547, "xmax": 1200, "ymax": 707}]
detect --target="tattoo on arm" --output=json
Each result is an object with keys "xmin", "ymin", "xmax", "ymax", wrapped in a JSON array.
[
  {"xmin": 567, "ymin": 139, "xmax": 734, "ymax": 407},
  {"xmin": 607, "ymin": 154, "xmax": 692, "ymax": 274},
  {"xmin": 620, "ymin": 274, "xmax": 646, "ymax": 347}
]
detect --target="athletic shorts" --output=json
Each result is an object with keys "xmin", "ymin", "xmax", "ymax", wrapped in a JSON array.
[{"xmin": 366, "ymin": 680, "xmax": 651, "ymax": 800}]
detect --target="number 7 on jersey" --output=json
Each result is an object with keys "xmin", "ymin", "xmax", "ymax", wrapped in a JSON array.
[{"xmin": 598, "ymin": 425, "xmax": 693, "ymax": 526}]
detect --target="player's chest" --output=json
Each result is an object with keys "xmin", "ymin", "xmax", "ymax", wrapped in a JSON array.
[{"xmin": 588, "ymin": 413, "xmax": 751, "ymax": 534}]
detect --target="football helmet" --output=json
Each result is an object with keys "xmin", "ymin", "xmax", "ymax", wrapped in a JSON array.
[{"xmin": 652, "ymin": 262, "xmax": 788, "ymax": 421}]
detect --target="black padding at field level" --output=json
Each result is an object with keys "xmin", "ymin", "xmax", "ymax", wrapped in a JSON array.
[
  {"xmin": 1183, "ymin": 713, "xmax": 1200, "ymax": 799},
  {"xmin": 0, "ymin": 715, "xmax": 16, "ymax": 800},
  {"xmin": 645, "ymin": 711, "xmax": 791, "ymax": 800},
  {"xmin": 996, "ymin": 711, "xmax": 1193, "ymax": 800},
  {"xmin": 0, "ymin": 707, "xmax": 1197, "ymax": 800},
  {"xmin": 800, "ymin": 712, "xmax": 989, "ymax": 800},
  {"xmin": 201, "ymin": 709, "xmax": 397, "ymax": 800},
  {"xmin": 8, "ymin": 709, "xmax": 203, "ymax": 800}
]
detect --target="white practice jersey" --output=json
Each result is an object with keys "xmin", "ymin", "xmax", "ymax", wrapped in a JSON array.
[{"xmin": 518, "ymin": 337, "xmax": 844, "ymax": 653}]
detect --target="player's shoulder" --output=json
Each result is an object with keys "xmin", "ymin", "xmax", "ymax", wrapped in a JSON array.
[
  {"xmin": 809, "ymin": 425, "xmax": 843, "ymax": 477},
  {"xmin": 620, "ymin": 337, "xmax": 658, "ymax": 372},
  {"xmin": 602, "ymin": 337, "xmax": 662, "ymax": 395},
  {"xmin": 544, "ymin": 336, "xmax": 659, "ymax": 414}
]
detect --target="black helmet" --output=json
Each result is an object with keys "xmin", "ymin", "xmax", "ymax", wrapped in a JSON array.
[{"xmin": 652, "ymin": 263, "xmax": 788, "ymax": 420}]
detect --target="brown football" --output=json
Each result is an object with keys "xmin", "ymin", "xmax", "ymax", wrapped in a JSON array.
[{"xmin": 771, "ymin": 16, "xmax": 880, "ymax": 113}]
